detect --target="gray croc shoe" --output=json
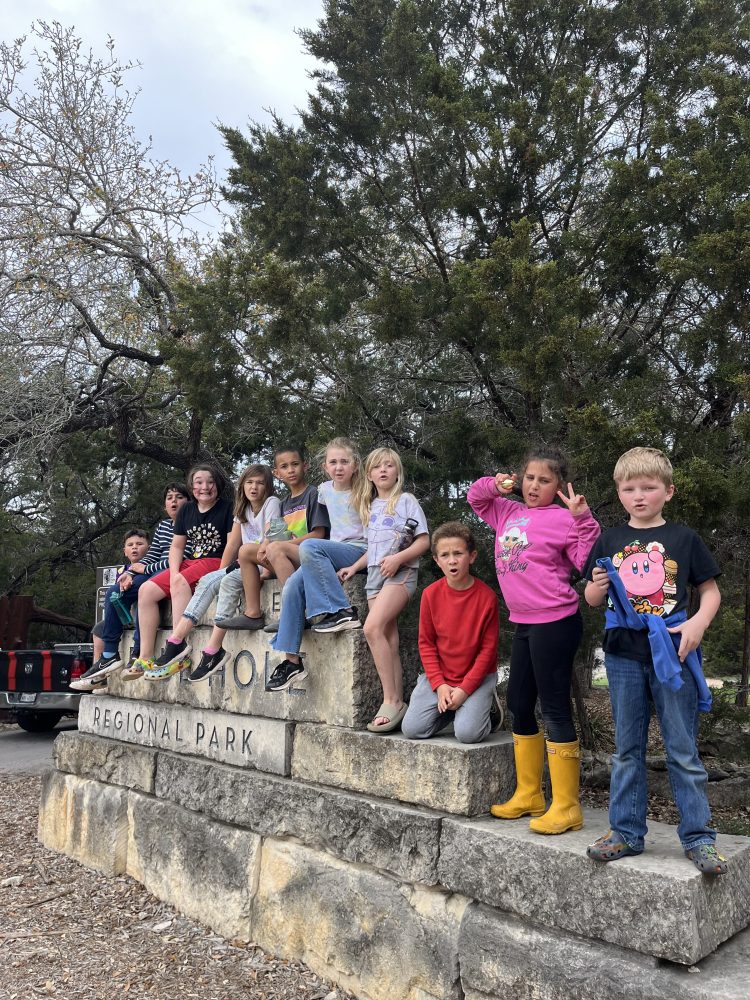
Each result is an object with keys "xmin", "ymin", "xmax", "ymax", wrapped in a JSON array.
[
  {"xmin": 685, "ymin": 844, "xmax": 728, "ymax": 875},
  {"xmin": 587, "ymin": 831, "xmax": 642, "ymax": 862}
]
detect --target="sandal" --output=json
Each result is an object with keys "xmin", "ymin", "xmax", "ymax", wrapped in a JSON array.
[
  {"xmin": 587, "ymin": 830, "xmax": 642, "ymax": 862},
  {"xmin": 366, "ymin": 702, "xmax": 407, "ymax": 734},
  {"xmin": 685, "ymin": 844, "xmax": 728, "ymax": 875}
]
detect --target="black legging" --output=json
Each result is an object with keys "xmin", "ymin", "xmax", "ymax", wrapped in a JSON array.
[{"xmin": 506, "ymin": 611, "xmax": 582, "ymax": 743}]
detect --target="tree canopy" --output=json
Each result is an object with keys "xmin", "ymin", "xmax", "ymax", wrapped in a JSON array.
[{"xmin": 2, "ymin": 5, "xmax": 749, "ymax": 673}]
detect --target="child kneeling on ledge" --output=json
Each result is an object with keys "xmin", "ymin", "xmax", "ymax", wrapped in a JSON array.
[{"xmin": 401, "ymin": 522, "xmax": 500, "ymax": 744}]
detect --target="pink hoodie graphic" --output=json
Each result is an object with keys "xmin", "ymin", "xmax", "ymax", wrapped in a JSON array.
[{"xmin": 467, "ymin": 477, "xmax": 600, "ymax": 624}]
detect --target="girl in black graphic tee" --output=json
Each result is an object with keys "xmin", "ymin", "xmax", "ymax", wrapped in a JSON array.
[{"xmin": 131, "ymin": 463, "xmax": 234, "ymax": 677}]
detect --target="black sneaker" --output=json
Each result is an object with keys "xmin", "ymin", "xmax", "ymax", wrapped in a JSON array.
[
  {"xmin": 312, "ymin": 608, "xmax": 360, "ymax": 633},
  {"xmin": 490, "ymin": 690, "xmax": 504, "ymax": 732},
  {"xmin": 152, "ymin": 639, "xmax": 192, "ymax": 669},
  {"xmin": 265, "ymin": 659, "xmax": 308, "ymax": 692},
  {"xmin": 189, "ymin": 649, "xmax": 230, "ymax": 683},
  {"xmin": 69, "ymin": 655, "xmax": 122, "ymax": 690}
]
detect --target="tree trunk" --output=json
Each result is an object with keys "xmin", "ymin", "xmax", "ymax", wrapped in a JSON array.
[
  {"xmin": 737, "ymin": 563, "xmax": 750, "ymax": 708},
  {"xmin": 572, "ymin": 657, "xmax": 595, "ymax": 749}
]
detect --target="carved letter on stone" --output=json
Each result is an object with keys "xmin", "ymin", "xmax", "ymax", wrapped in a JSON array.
[{"xmin": 233, "ymin": 651, "xmax": 255, "ymax": 689}]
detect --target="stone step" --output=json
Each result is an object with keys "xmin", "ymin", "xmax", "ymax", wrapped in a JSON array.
[
  {"xmin": 438, "ymin": 808, "xmax": 750, "ymax": 965},
  {"xmin": 291, "ymin": 722, "xmax": 516, "ymax": 816},
  {"xmin": 78, "ymin": 694, "xmax": 293, "ymax": 776},
  {"xmin": 460, "ymin": 903, "xmax": 750, "ymax": 1000},
  {"xmin": 54, "ymin": 730, "xmax": 444, "ymax": 885}
]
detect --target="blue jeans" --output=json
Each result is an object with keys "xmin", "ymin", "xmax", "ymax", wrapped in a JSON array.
[
  {"xmin": 606, "ymin": 653, "xmax": 715, "ymax": 851},
  {"xmin": 270, "ymin": 540, "xmax": 365, "ymax": 656},
  {"xmin": 181, "ymin": 568, "xmax": 243, "ymax": 625},
  {"xmin": 101, "ymin": 575, "xmax": 148, "ymax": 655}
]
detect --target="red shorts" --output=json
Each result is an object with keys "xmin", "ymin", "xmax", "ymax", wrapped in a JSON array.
[{"xmin": 149, "ymin": 558, "xmax": 222, "ymax": 596}]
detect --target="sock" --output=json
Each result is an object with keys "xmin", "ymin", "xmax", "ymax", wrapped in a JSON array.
[
  {"xmin": 167, "ymin": 636, "xmax": 183, "ymax": 646},
  {"xmin": 203, "ymin": 646, "xmax": 219, "ymax": 655},
  {"xmin": 102, "ymin": 651, "xmax": 116, "ymax": 660}
]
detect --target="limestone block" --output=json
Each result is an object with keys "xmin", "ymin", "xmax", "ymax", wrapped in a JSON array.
[
  {"xmin": 460, "ymin": 902, "xmax": 750, "ymax": 1000},
  {"xmin": 254, "ymin": 838, "xmax": 469, "ymax": 1000},
  {"xmin": 54, "ymin": 730, "xmax": 156, "ymax": 793},
  {"xmin": 291, "ymin": 724, "xmax": 515, "ymax": 815},
  {"xmin": 154, "ymin": 751, "xmax": 442, "ymax": 884},
  {"xmin": 127, "ymin": 791, "xmax": 260, "ymax": 942},
  {"xmin": 439, "ymin": 807, "xmax": 750, "ymax": 965},
  {"xmin": 38, "ymin": 770, "xmax": 128, "ymax": 876},
  {"xmin": 110, "ymin": 576, "xmax": 419, "ymax": 728},
  {"xmin": 78, "ymin": 695, "xmax": 293, "ymax": 775}
]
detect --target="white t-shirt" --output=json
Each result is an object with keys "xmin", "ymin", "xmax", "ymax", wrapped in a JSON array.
[
  {"xmin": 318, "ymin": 481, "xmax": 367, "ymax": 546},
  {"xmin": 367, "ymin": 493, "xmax": 428, "ymax": 568},
  {"xmin": 238, "ymin": 495, "xmax": 282, "ymax": 544}
]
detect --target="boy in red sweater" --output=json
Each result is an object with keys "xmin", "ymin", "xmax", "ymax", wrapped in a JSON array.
[{"xmin": 401, "ymin": 522, "xmax": 500, "ymax": 743}]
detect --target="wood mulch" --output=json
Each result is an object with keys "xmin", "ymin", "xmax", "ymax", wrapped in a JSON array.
[{"xmin": 0, "ymin": 773, "xmax": 351, "ymax": 1000}]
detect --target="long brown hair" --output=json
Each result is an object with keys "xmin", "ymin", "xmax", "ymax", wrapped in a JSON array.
[{"xmin": 234, "ymin": 464, "xmax": 275, "ymax": 520}]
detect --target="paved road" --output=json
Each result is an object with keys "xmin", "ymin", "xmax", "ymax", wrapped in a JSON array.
[{"xmin": 0, "ymin": 720, "xmax": 77, "ymax": 775}]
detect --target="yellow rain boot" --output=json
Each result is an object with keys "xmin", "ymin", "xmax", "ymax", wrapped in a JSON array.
[
  {"xmin": 529, "ymin": 739, "xmax": 583, "ymax": 834},
  {"xmin": 490, "ymin": 731, "xmax": 546, "ymax": 819}
]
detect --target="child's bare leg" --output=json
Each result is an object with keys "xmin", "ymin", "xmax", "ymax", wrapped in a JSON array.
[
  {"xmin": 238, "ymin": 543, "xmax": 263, "ymax": 617},
  {"xmin": 168, "ymin": 615, "xmax": 195, "ymax": 644},
  {"xmin": 205, "ymin": 624, "xmax": 228, "ymax": 649},
  {"xmin": 363, "ymin": 586, "xmax": 409, "ymax": 723},
  {"xmin": 136, "ymin": 581, "xmax": 166, "ymax": 659},
  {"xmin": 93, "ymin": 634, "xmax": 104, "ymax": 660},
  {"xmin": 264, "ymin": 540, "xmax": 301, "ymax": 586},
  {"xmin": 169, "ymin": 574, "xmax": 193, "ymax": 623}
]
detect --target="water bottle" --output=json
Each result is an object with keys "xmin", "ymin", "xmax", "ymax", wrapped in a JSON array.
[
  {"xmin": 109, "ymin": 590, "xmax": 133, "ymax": 626},
  {"xmin": 265, "ymin": 517, "xmax": 293, "ymax": 542},
  {"xmin": 387, "ymin": 518, "xmax": 419, "ymax": 555}
]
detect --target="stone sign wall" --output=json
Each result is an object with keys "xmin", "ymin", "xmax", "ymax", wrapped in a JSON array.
[{"xmin": 38, "ymin": 577, "xmax": 750, "ymax": 1000}]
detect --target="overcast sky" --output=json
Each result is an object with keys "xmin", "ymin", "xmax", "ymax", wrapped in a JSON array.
[{"xmin": 3, "ymin": 1, "xmax": 327, "ymax": 189}]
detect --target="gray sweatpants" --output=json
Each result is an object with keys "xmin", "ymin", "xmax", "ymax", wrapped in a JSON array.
[{"xmin": 401, "ymin": 671, "xmax": 496, "ymax": 744}]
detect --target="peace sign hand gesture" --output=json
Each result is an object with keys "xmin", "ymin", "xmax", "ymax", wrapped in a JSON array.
[{"xmin": 557, "ymin": 482, "xmax": 589, "ymax": 516}]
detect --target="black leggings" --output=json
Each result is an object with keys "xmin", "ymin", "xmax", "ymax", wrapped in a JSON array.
[{"xmin": 506, "ymin": 611, "xmax": 582, "ymax": 744}]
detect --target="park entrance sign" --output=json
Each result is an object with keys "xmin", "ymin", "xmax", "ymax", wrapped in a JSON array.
[{"xmin": 39, "ymin": 579, "xmax": 750, "ymax": 999}]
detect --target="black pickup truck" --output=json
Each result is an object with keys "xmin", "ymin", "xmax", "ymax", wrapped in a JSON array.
[{"xmin": 0, "ymin": 644, "xmax": 94, "ymax": 732}]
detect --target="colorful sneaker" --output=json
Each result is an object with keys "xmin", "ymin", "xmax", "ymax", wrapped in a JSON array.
[
  {"xmin": 143, "ymin": 657, "xmax": 191, "ymax": 681},
  {"xmin": 188, "ymin": 649, "xmax": 230, "ymax": 683},
  {"xmin": 685, "ymin": 844, "xmax": 728, "ymax": 875},
  {"xmin": 265, "ymin": 659, "xmax": 307, "ymax": 692},
  {"xmin": 121, "ymin": 657, "xmax": 149, "ymax": 682},
  {"xmin": 586, "ymin": 831, "xmax": 642, "ymax": 862},
  {"xmin": 312, "ymin": 608, "xmax": 360, "ymax": 633},
  {"xmin": 152, "ymin": 639, "xmax": 192, "ymax": 669},
  {"xmin": 69, "ymin": 655, "xmax": 123, "ymax": 690}
]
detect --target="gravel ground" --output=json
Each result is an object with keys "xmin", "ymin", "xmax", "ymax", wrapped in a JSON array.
[{"xmin": 0, "ymin": 773, "xmax": 351, "ymax": 1000}]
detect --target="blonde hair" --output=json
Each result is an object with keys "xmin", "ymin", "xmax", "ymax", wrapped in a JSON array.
[
  {"xmin": 613, "ymin": 447, "xmax": 673, "ymax": 487},
  {"xmin": 354, "ymin": 447, "xmax": 405, "ymax": 525},
  {"xmin": 321, "ymin": 437, "xmax": 362, "ymax": 491}
]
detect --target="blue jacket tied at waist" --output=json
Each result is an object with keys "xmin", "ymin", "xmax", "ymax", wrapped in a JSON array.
[{"xmin": 597, "ymin": 557, "xmax": 712, "ymax": 712}]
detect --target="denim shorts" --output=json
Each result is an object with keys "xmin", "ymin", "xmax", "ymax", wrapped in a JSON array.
[{"xmin": 365, "ymin": 565, "xmax": 418, "ymax": 599}]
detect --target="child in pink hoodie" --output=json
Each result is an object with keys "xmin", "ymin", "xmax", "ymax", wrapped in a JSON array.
[{"xmin": 468, "ymin": 446, "xmax": 600, "ymax": 835}]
